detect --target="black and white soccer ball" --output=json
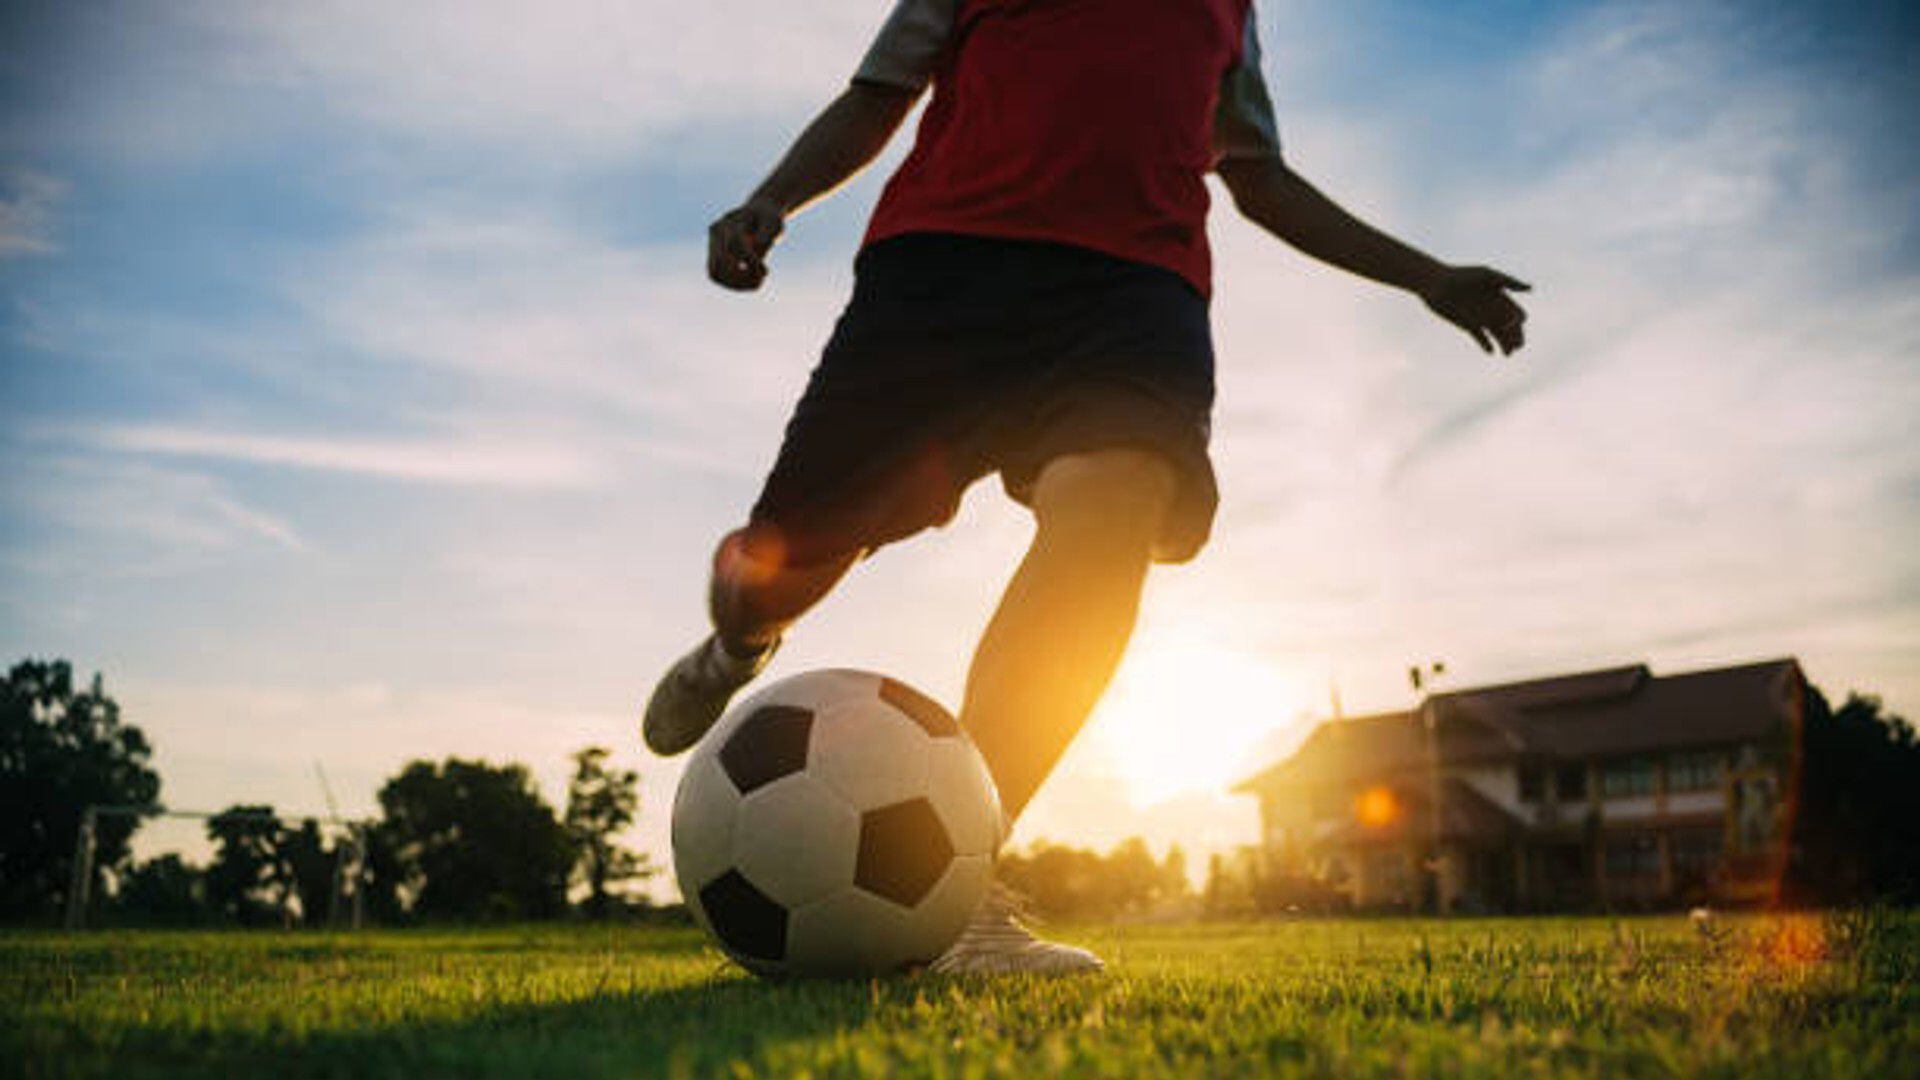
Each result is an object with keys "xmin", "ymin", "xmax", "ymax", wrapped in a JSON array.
[{"xmin": 672, "ymin": 669, "xmax": 1000, "ymax": 977}]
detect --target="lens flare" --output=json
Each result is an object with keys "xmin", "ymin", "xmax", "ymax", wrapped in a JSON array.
[{"xmin": 1355, "ymin": 785, "xmax": 1401, "ymax": 829}]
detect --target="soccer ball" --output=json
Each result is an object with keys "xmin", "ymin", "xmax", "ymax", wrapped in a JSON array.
[{"xmin": 672, "ymin": 669, "xmax": 1000, "ymax": 977}]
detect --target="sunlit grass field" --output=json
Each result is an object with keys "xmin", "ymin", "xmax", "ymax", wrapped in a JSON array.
[{"xmin": 5, "ymin": 913, "xmax": 1915, "ymax": 1078}]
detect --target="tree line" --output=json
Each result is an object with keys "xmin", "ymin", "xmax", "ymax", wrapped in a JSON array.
[
  {"xmin": 2, "ymin": 658, "xmax": 656, "ymax": 925},
  {"xmin": 8, "ymin": 657, "xmax": 1919, "ymax": 925}
]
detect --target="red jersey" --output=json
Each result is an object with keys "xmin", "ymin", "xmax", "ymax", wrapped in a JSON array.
[{"xmin": 852, "ymin": 0, "xmax": 1283, "ymax": 296}]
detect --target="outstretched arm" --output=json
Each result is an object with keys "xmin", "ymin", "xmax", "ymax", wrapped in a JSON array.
[
  {"xmin": 708, "ymin": 83, "xmax": 919, "ymax": 291},
  {"xmin": 1217, "ymin": 156, "xmax": 1531, "ymax": 355}
]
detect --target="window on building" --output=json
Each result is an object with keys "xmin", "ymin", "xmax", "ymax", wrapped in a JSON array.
[
  {"xmin": 1518, "ymin": 765, "xmax": 1545, "ymax": 802},
  {"xmin": 1668, "ymin": 750, "xmax": 1723, "ymax": 793},
  {"xmin": 1670, "ymin": 829, "xmax": 1721, "ymax": 884},
  {"xmin": 1555, "ymin": 762, "xmax": 1588, "ymax": 801},
  {"xmin": 1601, "ymin": 756, "xmax": 1656, "ymax": 799},
  {"xmin": 1605, "ymin": 833, "xmax": 1661, "ymax": 879}
]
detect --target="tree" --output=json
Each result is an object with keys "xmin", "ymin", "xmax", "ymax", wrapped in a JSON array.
[
  {"xmin": 996, "ymin": 838, "xmax": 1190, "ymax": 920},
  {"xmin": 282, "ymin": 818, "xmax": 339, "ymax": 925},
  {"xmin": 113, "ymin": 854, "xmax": 208, "ymax": 925},
  {"xmin": 205, "ymin": 805, "xmax": 293, "ymax": 925},
  {"xmin": 0, "ymin": 659, "xmax": 161, "ymax": 919},
  {"xmin": 356, "ymin": 823, "xmax": 409, "ymax": 924},
  {"xmin": 1789, "ymin": 689, "xmax": 1920, "ymax": 905},
  {"xmin": 564, "ymin": 747, "xmax": 653, "ymax": 919},
  {"xmin": 378, "ymin": 758, "xmax": 574, "ymax": 921}
]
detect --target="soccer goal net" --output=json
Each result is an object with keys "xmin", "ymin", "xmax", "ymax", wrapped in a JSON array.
[{"xmin": 65, "ymin": 804, "xmax": 373, "ymax": 931}]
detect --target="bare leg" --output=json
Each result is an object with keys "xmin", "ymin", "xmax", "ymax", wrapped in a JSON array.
[
  {"xmin": 960, "ymin": 449, "xmax": 1176, "ymax": 821},
  {"xmin": 708, "ymin": 526, "xmax": 859, "ymax": 653}
]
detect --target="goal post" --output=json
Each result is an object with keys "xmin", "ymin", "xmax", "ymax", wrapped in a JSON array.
[{"xmin": 64, "ymin": 804, "xmax": 371, "ymax": 931}]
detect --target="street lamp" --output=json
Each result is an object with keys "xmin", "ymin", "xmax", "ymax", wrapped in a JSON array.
[{"xmin": 1410, "ymin": 662, "xmax": 1448, "ymax": 915}]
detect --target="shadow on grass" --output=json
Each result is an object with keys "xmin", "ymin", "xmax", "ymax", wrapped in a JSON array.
[{"xmin": 27, "ymin": 971, "xmax": 920, "ymax": 1080}]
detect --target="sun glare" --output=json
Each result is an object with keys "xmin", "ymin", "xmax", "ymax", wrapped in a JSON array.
[
  {"xmin": 1087, "ymin": 635, "xmax": 1307, "ymax": 808},
  {"xmin": 1355, "ymin": 785, "xmax": 1401, "ymax": 829}
]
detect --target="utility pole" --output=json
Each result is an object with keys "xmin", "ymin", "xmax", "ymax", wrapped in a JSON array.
[
  {"xmin": 64, "ymin": 806, "xmax": 98, "ymax": 930},
  {"xmin": 1410, "ymin": 661, "xmax": 1449, "ymax": 916}
]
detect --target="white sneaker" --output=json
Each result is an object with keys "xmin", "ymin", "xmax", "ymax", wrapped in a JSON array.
[
  {"xmin": 929, "ymin": 882, "xmax": 1105, "ymax": 976},
  {"xmin": 642, "ymin": 634, "xmax": 777, "ymax": 756}
]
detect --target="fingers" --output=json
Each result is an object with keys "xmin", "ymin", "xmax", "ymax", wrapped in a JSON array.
[
  {"xmin": 1490, "ymin": 318, "xmax": 1524, "ymax": 355},
  {"xmin": 1492, "ymin": 269, "xmax": 1532, "ymax": 292},
  {"xmin": 1465, "ymin": 323, "xmax": 1493, "ymax": 354},
  {"xmin": 1428, "ymin": 266, "xmax": 1529, "ymax": 356}
]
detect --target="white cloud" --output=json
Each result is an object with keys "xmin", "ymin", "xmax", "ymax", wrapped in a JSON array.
[
  {"xmin": 80, "ymin": 422, "xmax": 615, "ymax": 490},
  {"xmin": 206, "ymin": 0, "xmax": 888, "ymax": 152},
  {"xmin": 287, "ymin": 207, "xmax": 850, "ymax": 473},
  {"xmin": 0, "ymin": 169, "xmax": 66, "ymax": 257},
  {"xmin": 0, "ymin": 455, "xmax": 304, "ymax": 582}
]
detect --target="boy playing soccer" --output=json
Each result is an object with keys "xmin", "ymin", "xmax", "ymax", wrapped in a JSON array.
[{"xmin": 646, "ymin": 0, "xmax": 1529, "ymax": 973}]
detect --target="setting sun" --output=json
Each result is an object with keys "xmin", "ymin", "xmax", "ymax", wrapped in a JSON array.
[{"xmin": 1084, "ymin": 633, "xmax": 1309, "ymax": 808}]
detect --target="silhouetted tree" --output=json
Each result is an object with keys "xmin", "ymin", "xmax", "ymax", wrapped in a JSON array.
[
  {"xmin": 205, "ymin": 805, "xmax": 292, "ymax": 925},
  {"xmin": 282, "ymin": 819, "xmax": 339, "ymax": 925},
  {"xmin": 563, "ymin": 747, "xmax": 653, "ymax": 919},
  {"xmin": 378, "ymin": 758, "xmax": 573, "ymax": 921},
  {"xmin": 1790, "ymin": 689, "xmax": 1920, "ymax": 905},
  {"xmin": 0, "ymin": 659, "xmax": 160, "ymax": 919},
  {"xmin": 357, "ymin": 823, "xmax": 409, "ymax": 923},
  {"xmin": 113, "ymin": 854, "xmax": 208, "ymax": 925}
]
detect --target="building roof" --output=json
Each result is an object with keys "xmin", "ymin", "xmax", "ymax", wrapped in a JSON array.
[{"xmin": 1234, "ymin": 658, "xmax": 1803, "ymax": 796}]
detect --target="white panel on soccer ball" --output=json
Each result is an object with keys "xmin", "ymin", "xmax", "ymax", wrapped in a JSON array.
[
  {"xmin": 721, "ymin": 669, "xmax": 878, "ymax": 734},
  {"xmin": 924, "ymin": 738, "xmax": 1001, "ymax": 856},
  {"xmin": 903, "ymin": 853, "xmax": 992, "ymax": 961},
  {"xmin": 733, "ymin": 773, "xmax": 860, "ymax": 908},
  {"xmin": 786, "ymin": 887, "xmax": 924, "ymax": 976},
  {"xmin": 671, "ymin": 752, "xmax": 740, "ymax": 904},
  {"xmin": 809, "ymin": 700, "xmax": 933, "ymax": 810}
]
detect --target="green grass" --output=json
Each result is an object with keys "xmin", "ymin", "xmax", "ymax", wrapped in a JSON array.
[{"xmin": 4, "ymin": 913, "xmax": 1916, "ymax": 1078}]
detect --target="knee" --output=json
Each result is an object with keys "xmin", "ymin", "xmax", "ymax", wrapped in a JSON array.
[
  {"xmin": 712, "ymin": 526, "xmax": 787, "ymax": 589},
  {"xmin": 1031, "ymin": 448, "xmax": 1177, "ymax": 539}
]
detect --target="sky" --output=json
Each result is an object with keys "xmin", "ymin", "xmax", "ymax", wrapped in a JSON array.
[{"xmin": 3, "ymin": 0, "xmax": 1917, "ymax": 896}]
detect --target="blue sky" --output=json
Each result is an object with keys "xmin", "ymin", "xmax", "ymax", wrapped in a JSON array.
[{"xmin": 3, "ymin": 0, "xmax": 1917, "ymax": 890}]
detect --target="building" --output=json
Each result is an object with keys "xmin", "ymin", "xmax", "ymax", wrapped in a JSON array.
[{"xmin": 1233, "ymin": 659, "xmax": 1806, "ymax": 912}]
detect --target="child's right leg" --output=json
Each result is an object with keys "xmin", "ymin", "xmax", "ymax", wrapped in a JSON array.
[{"xmin": 642, "ymin": 525, "xmax": 858, "ymax": 756}]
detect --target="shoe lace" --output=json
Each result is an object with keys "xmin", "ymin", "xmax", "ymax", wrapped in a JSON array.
[{"xmin": 954, "ymin": 882, "xmax": 1042, "ymax": 949}]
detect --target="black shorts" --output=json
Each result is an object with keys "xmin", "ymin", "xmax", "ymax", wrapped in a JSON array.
[{"xmin": 749, "ymin": 232, "xmax": 1218, "ymax": 565}]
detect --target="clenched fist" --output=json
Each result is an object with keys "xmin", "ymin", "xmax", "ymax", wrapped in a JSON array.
[{"xmin": 707, "ymin": 199, "xmax": 786, "ymax": 291}]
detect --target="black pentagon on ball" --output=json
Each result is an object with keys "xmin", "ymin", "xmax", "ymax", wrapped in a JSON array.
[
  {"xmin": 855, "ymin": 797, "xmax": 955, "ymax": 907},
  {"xmin": 880, "ymin": 677, "xmax": 958, "ymax": 737},
  {"xmin": 719, "ymin": 704, "xmax": 813, "ymax": 793},
  {"xmin": 699, "ymin": 869, "xmax": 788, "ymax": 963}
]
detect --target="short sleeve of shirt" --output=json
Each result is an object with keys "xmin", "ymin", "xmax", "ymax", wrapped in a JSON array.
[
  {"xmin": 853, "ymin": 0, "xmax": 959, "ymax": 93},
  {"xmin": 1213, "ymin": 12, "xmax": 1283, "ymax": 166}
]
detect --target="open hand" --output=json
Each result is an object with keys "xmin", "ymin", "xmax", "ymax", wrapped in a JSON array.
[
  {"xmin": 1419, "ymin": 265, "xmax": 1531, "ymax": 355},
  {"xmin": 707, "ymin": 198, "xmax": 785, "ymax": 291}
]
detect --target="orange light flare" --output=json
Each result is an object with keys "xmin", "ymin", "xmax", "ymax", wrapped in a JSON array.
[
  {"xmin": 1355, "ymin": 785, "xmax": 1401, "ymax": 829},
  {"xmin": 1761, "ymin": 915, "xmax": 1829, "ymax": 968}
]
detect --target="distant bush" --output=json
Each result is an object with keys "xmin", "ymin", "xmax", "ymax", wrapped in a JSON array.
[{"xmin": 996, "ymin": 838, "xmax": 1189, "ymax": 920}]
